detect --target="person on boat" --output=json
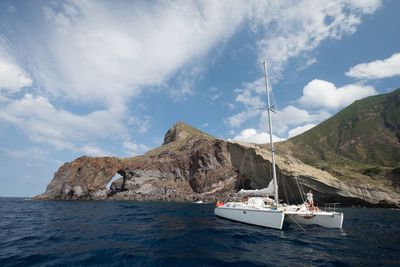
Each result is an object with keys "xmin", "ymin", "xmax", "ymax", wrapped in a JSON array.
[{"xmin": 306, "ymin": 190, "xmax": 314, "ymax": 209}]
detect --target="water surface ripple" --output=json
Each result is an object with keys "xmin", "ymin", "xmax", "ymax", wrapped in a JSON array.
[{"xmin": 0, "ymin": 198, "xmax": 399, "ymax": 266}]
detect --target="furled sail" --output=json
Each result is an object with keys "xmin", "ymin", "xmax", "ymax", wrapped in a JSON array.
[{"xmin": 238, "ymin": 179, "xmax": 276, "ymax": 196}]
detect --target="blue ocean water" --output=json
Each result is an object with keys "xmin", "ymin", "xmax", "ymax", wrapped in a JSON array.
[{"xmin": 0, "ymin": 198, "xmax": 399, "ymax": 266}]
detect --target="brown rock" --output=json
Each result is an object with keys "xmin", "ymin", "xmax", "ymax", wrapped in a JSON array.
[{"xmin": 34, "ymin": 122, "xmax": 400, "ymax": 207}]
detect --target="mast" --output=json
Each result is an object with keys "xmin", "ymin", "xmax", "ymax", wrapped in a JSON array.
[{"xmin": 263, "ymin": 60, "xmax": 279, "ymax": 206}]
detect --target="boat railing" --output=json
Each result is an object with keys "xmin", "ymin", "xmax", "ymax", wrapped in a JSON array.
[{"xmin": 324, "ymin": 203, "xmax": 340, "ymax": 212}]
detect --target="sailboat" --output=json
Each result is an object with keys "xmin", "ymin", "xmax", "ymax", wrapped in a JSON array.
[{"xmin": 214, "ymin": 61, "xmax": 344, "ymax": 230}]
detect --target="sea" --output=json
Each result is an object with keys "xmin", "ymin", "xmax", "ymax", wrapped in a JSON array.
[{"xmin": 0, "ymin": 198, "xmax": 399, "ymax": 266}]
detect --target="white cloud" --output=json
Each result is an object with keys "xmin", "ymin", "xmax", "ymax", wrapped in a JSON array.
[
  {"xmin": 234, "ymin": 78, "xmax": 265, "ymax": 108},
  {"xmin": 1, "ymin": 147, "xmax": 48, "ymax": 161},
  {"xmin": 299, "ymin": 79, "xmax": 377, "ymax": 109},
  {"xmin": 80, "ymin": 145, "xmax": 110, "ymax": 157},
  {"xmin": 0, "ymin": 0, "xmax": 383, "ymax": 157},
  {"xmin": 259, "ymin": 105, "xmax": 331, "ymax": 135},
  {"xmin": 207, "ymin": 86, "xmax": 221, "ymax": 103},
  {"xmin": 22, "ymin": 0, "xmax": 379, "ymax": 104},
  {"xmin": 253, "ymin": 0, "xmax": 382, "ymax": 75},
  {"xmin": 123, "ymin": 141, "xmax": 150, "ymax": 156},
  {"xmin": 225, "ymin": 0, "xmax": 381, "ymax": 132},
  {"xmin": 226, "ymin": 78, "xmax": 266, "ymax": 128},
  {"xmin": 128, "ymin": 116, "xmax": 151, "ymax": 134},
  {"xmin": 0, "ymin": 95, "xmax": 11, "ymax": 103},
  {"xmin": 0, "ymin": 93, "xmax": 127, "ymax": 151},
  {"xmin": 346, "ymin": 52, "xmax": 400, "ymax": 79},
  {"xmin": 30, "ymin": 1, "xmax": 248, "ymax": 105},
  {"xmin": 211, "ymin": 94, "xmax": 219, "ymax": 101},
  {"xmin": 226, "ymin": 110, "xmax": 260, "ymax": 128},
  {"xmin": 0, "ymin": 48, "xmax": 32, "ymax": 92},
  {"xmin": 288, "ymin": 123, "xmax": 316, "ymax": 138},
  {"xmin": 347, "ymin": 0, "xmax": 382, "ymax": 14},
  {"xmin": 231, "ymin": 128, "xmax": 285, "ymax": 144}
]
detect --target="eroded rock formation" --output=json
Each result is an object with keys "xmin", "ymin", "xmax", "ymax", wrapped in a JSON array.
[{"xmin": 35, "ymin": 122, "xmax": 400, "ymax": 207}]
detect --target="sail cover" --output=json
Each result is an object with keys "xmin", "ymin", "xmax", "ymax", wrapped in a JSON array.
[{"xmin": 238, "ymin": 179, "xmax": 276, "ymax": 196}]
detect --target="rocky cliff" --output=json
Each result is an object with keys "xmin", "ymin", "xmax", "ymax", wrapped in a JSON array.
[
  {"xmin": 35, "ymin": 122, "xmax": 239, "ymax": 202},
  {"xmin": 35, "ymin": 122, "xmax": 400, "ymax": 207}
]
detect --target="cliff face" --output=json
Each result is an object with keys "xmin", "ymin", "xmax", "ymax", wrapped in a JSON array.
[
  {"xmin": 36, "ymin": 157, "xmax": 123, "ymax": 200},
  {"xmin": 285, "ymin": 88, "xmax": 400, "ymax": 170},
  {"xmin": 35, "ymin": 122, "xmax": 400, "ymax": 207},
  {"xmin": 228, "ymin": 142, "xmax": 399, "ymax": 207},
  {"xmin": 35, "ymin": 122, "xmax": 239, "ymax": 202}
]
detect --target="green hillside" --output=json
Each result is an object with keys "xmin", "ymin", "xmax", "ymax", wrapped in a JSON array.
[{"xmin": 278, "ymin": 88, "xmax": 400, "ymax": 188}]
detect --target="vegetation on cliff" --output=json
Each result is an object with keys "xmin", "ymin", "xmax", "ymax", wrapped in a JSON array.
[
  {"xmin": 36, "ymin": 89, "xmax": 400, "ymax": 207},
  {"xmin": 278, "ymin": 88, "xmax": 400, "ymax": 192}
]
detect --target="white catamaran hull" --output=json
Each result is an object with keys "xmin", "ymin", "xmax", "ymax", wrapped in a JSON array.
[
  {"xmin": 285, "ymin": 211, "xmax": 344, "ymax": 229},
  {"xmin": 214, "ymin": 61, "xmax": 345, "ymax": 230},
  {"xmin": 215, "ymin": 206, "xmax": 285, "ymax": 229}
]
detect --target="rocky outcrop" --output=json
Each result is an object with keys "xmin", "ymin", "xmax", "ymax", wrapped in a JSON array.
[
  {"xmin": 227, "ymin": 141, "xmax": 400, "ymax": 207},
  {"xmin": 35, "ymin": 123, "xmax": 239, "ymax": 202},
  {"xmin": 35, "ymin": 122, "xmax": 400, "ymax": 207},
  {"xmin": 35, "ymin": 157, "xmax": 123, "ymax": 200}
]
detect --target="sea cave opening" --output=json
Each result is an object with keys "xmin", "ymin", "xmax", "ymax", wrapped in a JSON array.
[{"xmin": 107, "ymin": 173, "xmax": 123, "ymax": 190}]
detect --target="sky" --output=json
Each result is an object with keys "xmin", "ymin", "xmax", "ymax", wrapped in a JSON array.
[{"xmin": 0, "ymin": 0, "xmax": 400, "ymax": 197}]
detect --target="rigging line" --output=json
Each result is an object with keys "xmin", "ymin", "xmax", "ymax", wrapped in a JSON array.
[
  {"xmin": 268, "ymin": 147, "xmax": 273, "ymax": 191},
  {"xmin": 287, "ymin": 214, "xmax": 306, "ymax": 232},
  {"xmin": 298, "ymin": 177, "xmax": 305, "ymax": 202},
  {"xmin": 269, "ymin": 80, "xmax": 279, "ymax": 120},
  {"xmin": 281, "ymin": 172, "xmax": 290, "ymax": 205},
  {"xmin": 223, "ymin": 174, "xmax": 236, "ymax": 203},
  {"xmin": 279, "ymin": 168, "xmax": 294, "ymax": 204},
  {"xmin": 239, "ymin": 148, "xmax": 248, "ymax": 190},
  {"xmin": 287, "ymin": 153, "xmax": 306, "ymax": 203},
  {"xmin": 223, "ymin": 175, "xmax": 237, "ymax": 203},
  {"xmin": 282, "ymin": 173, "xmax": 297, "ymax": 205},
  {"xmin": 296, "ymin": 176, "xmax": 306, "ymax": 203},
  {"xmin": 286, "ymin": 176, "xmax": 299, "ymax": 204},
  {"xmin": 295, "ymin": 176, "xmax": 304, "ymax": 202},
  {"xmin": 224, "ymin": 148, "xmax": 248, "ymax": 203},
  {"xmin": 300, "ymin": 178, "xmax": 307, "ymax": 202}
]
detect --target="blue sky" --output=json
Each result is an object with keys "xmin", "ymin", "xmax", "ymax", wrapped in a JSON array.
[{"xmin": 1, "ymin": 0, "xmax": 400, "ymax": 197}]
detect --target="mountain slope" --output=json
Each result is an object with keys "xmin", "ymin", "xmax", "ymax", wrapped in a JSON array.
[
  {"xmin": 35, "ymin": 119, "xmax": 400, "ymax": 207},
  {"xmin": 278, "ymin": 88, "xmax": 400, "ymax": 189}
]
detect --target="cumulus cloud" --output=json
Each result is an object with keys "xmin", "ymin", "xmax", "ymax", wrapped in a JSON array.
[
  {"xmin": 299, "ymin": 79, "xmax": 377, "ymax": 109},
  {"xmin": 80, "ymin": 145, "xmax": 111, "ymax": 157},
  {"xmin": 16, "ymin": 0, "xmax": 379, "ymax": 104},
  {"xmin": 225, "ymin": 0, "xmax": 381, "ymax": 134},
  {"xmin": 1, "ymin": 1, "xmax": 250, "ymax": 156},
  {"xmin": 0, "ymin": 48, "xmax": 32, "ymax": 92},
  {"xmin": 30, "ymin": 1, "xmax": 248, "ymax": 105},
  {"xmin": 253, "ymin": 0, "xmax": 382, "ymax": 74},
  {"xmin": 0, "ymin": 0, "xmax": 383, "ymax": 156},
  {"xmin": 226, "ymin": 110, "xmax": 260, "ymax": 129},
  {"xmin": 347, "ymin": 0, "xmax": 382, "ymax": 14},
  {"xmin": 127, "ymin": 116, "xmax": 151, "ymax": 134},
  {"xmin": 0, "ymin": 93, "xmax": 127, "ymax": 151},
  {"xmin": 346, "ymin": 52, "xmax": 400, "ymax": 79},
  {"xmin": 259, "ymin": 105, "xmax": 331, "ymax": 135},
  {"xmin": 226, "ymin": 78, "xmax": 266, "ymax": 128},
  {"xmin": 234, "ymin": 78, "xmax": 266, "ymax": 108},
  {"xmin": 231, "ymin": 128, "xmax": 285, "ymax": 144},
  {"xmin": 123, "ymin": 141, "xmax": 150, "ymax": 156},
  {"xmin": 288, "ymin": 123, "xmax": 316, "ymax": 138}
]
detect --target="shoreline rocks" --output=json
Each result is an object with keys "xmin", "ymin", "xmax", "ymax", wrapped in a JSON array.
[{"xmin": 34, "ymin": 122, "xmax": 400, "ymax": 207}]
